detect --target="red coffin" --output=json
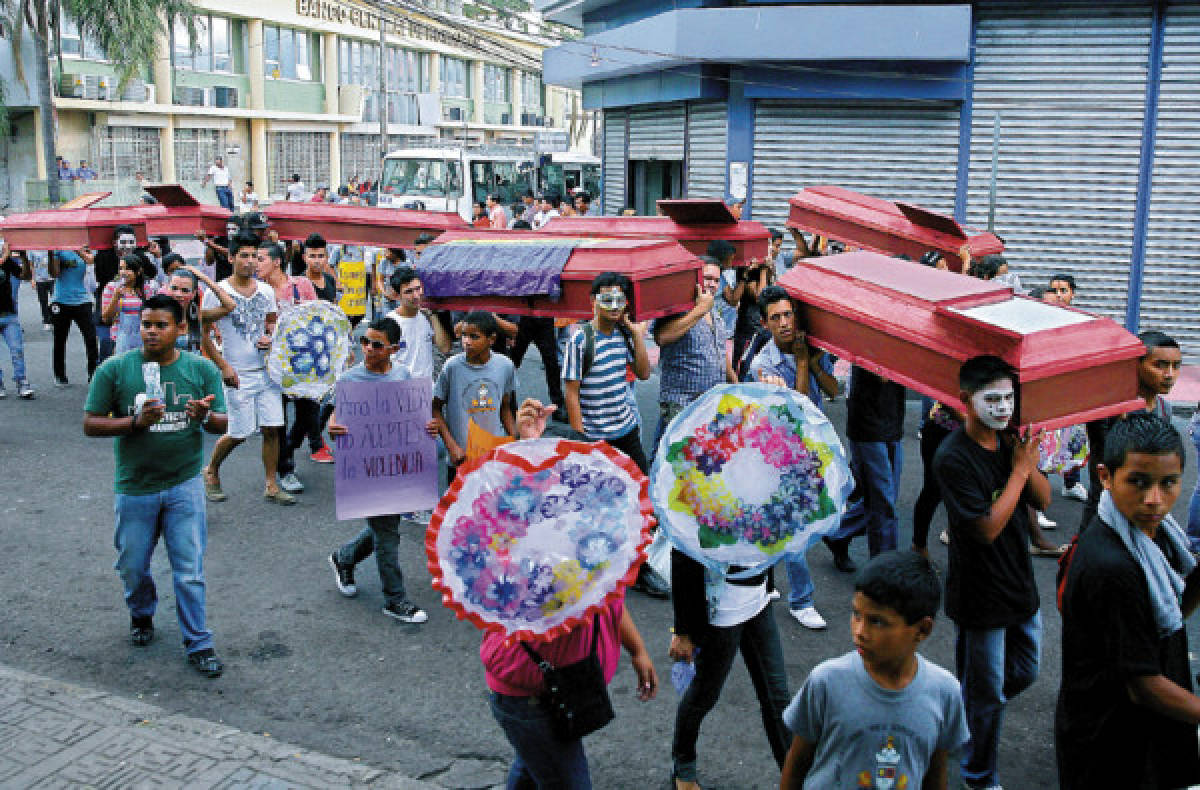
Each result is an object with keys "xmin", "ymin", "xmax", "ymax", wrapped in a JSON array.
[
  {"xmin": 786, "ymin": 186, "xmax": 1004, "ymax": 273},
  {"xmin": 421, "ymin": 232, "xmax": 701, "ymax": 322},
  {"xmin": 778, "ymin": 252, "xmax": 1145, "ymax": 430},
  {"xmin": 1, "ymin": 201, "xmax": 148, "ymax": 251},
  {"xmin": 139, "ymin": 185, "xmax": 230, "ymax": 238},
  {"xmin": 264, "ymin": 202, "xmax": 469, "ymax": 247},
  {"xmin": 539, "ymin": 199, "xmax": 769, "ymax": 266}
]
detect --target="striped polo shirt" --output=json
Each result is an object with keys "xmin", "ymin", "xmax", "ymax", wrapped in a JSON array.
[{"xmin": 561, "ymin": 324, "xmax": 637, "ymax": 439}]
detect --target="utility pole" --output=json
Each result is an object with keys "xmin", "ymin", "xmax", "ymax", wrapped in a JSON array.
[{"xmin": 379, "ymin": 19, "xmax": 389, "ymax": 161}]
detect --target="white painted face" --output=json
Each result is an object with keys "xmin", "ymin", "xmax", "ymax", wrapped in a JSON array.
[
  {"xmin": 115, "ymin": 232, "xmax": 137, "ymax": 254},
  {"xmin": 971, "ymin": 378, "xmax": 1016, "ymax": 430}
]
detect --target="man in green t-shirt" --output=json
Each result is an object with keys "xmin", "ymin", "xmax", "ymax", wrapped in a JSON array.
[{"xmin": 84, "ymin": 294, "xmax": 229, "ymax": 677}]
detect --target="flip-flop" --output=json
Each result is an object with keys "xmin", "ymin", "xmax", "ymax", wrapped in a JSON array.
[
  {"xmin": 1030, "ymin": 543, "xmax": 1068, "ymax": 557},
  {"xmin": 204, "ymin": 479, "xmax": 227, "ymax": 502}
]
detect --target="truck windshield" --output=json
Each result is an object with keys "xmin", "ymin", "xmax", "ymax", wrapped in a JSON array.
[{"xmin": 379, "ymin": 158, "xmax": 462, "ymax": 198}]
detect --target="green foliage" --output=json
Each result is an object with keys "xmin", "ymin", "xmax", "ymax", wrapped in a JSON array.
[{"xmin": 64, "ymin": 0, "xmax": 199, "ymax": 87}]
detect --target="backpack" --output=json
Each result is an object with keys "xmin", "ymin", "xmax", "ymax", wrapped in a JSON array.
[
  {"xmin": 579, "ymin": 321, "xmax": 635, "ymax": 379},
  {"xmin": 735, "ymin": 328, "xmax": 773, "ymax": 383}
]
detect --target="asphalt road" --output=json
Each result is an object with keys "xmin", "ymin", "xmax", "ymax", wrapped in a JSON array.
[{"xmin": 2, "ymin": 290, "xmax": 1197, "ymax": 790}]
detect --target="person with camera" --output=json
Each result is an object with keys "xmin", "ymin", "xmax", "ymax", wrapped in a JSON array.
[{"xmin": 481, "ymin": 398, "xmax": 658, "ymax": 788}]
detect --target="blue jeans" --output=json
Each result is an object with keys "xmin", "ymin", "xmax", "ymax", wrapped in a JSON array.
[
  {"xmin": 955, "ymin": 611, "xmax": 1042, "ymax": 788},
  {"xmin": 0, "ymin": 313, "xmax": 27, "ymax": 384},
  {"xmin": 785, "ymin": 552, "xmax": 814, "ymax": 610},
  {"xmin": 1188, "ymin": 416, "xmax": 1200, "ymax": 552},
  {"xmin": 336, "ymin": 515, "xmax": 409, "ymax": 606},
  {"xmin": 672, "ymin": 603, "xmax": 791, "ymax": 781},
  {"xmin": 828, "ymin": 439, "xmax": 902, "ymax": 556},
  {"xmin": 489, "ymin": 692, "xmax": 592, "ymax": 789},
  {"xmin": 215, "ymin": 185, "xmax": 234, "ymax": 211},
  {"xmin": 113, "ymin": 475, "xmax": 213, "ymax": 653}
]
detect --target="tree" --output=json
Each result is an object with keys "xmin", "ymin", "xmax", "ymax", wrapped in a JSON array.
[{"xmin": 0, "ymin": 0, "xmax": 196, "ymax": 204}]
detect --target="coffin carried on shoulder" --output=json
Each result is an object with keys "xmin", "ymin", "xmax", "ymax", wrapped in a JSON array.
[
  {"xmin": 139, "ymin": 185, "xmax": 231, "ymax": 238},
  {"xmin": 786, "ymin": 186, "xmax": 1004, "ymax": 273},
  {"xmin": 264, "ymin": 202, "xmax": 468, "ymax": 247},
  {"xmin": 539, "ymin": 199, "xmax": 769, "ymax": 267},
  {"xmin": 1, "ymin": 192, "xmax": 148, "ymax": 250},
  {"xmin": 778, "ymin": 251, "xmax": 1145, "ymax": 429},
  {"xmin": 419, "ymin": 231, "xmax": 701, "ymax": 322}
]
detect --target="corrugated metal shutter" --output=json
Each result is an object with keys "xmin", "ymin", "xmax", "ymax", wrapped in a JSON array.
[
  {"xmin": 751, "ymin": 101, "xmax": 960, "ymax": 231},
  {"xmin": 627, "ymin": 104, "xmax": 685, "ymax": 161},
  {"xmin": 686, "ymin": 102, "xmax": 727, "ymax": 200},
  {"xmin": 603, "ymin": 110, "xmax": 626, "ymax": 215},
  {"xmin": 1142, "ymin": 4, "xmax": 1200, "ymax": 360},
  {"xmin": 967, "ymin": 2, "xmax": 1151, "ymax": 323},
  {"xmin": 268, "ymin": 131, "xmax": 331, "ymax": 200}
]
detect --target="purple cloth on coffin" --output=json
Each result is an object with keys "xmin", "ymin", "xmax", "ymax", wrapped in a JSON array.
[{"xmin": 418, "ymin": 240, "xmax": 578, "ymax": 301}]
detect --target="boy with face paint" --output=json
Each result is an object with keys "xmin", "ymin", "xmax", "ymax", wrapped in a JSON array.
[
  {"xmin": 932, "ymin": 355, "xmax": 1050, "ymax": 790},
  {"xmin": 1056, "ymin": 413, "xmax": 1200, "ymax": 788},
  {"xmin": 1079, "ymin": 330, "xmax": 1182, "ymax": 536}
]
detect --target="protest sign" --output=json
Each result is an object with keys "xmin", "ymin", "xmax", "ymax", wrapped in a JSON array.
[
  {"xmin": 338, "ymin": 245, "xmax": 368, "ymax": 317},
  {"xmin": 334, "ymin": 378, "xmax": 437, "ymax": 520}
]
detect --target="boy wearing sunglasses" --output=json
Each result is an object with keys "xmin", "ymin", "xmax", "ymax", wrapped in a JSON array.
[{"xmin": 327, "ymin": 317, "xmax": 440, "ymax": 624}]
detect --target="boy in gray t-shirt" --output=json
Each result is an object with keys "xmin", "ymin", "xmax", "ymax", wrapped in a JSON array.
[
  {"xmin": 433, "ymin": 311, "xmax": 517, "ymax": 468},
  {"xmin": 780, "ymin": 552, "xmax": 968, "ymax": 790}
]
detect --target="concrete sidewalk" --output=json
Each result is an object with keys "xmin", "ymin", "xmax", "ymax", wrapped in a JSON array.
[{"xmin": 0, "ymin": 663, "xmax": 442, "ymax": 789}]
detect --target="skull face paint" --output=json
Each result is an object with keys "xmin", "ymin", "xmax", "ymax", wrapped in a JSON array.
[
  {"xmin": 115, "ymin": 232, "xmax": 137, "ymax": 254},
  {"xmin": 971, "ymin": 378, "xmax": 1016, "ymax": 431}
]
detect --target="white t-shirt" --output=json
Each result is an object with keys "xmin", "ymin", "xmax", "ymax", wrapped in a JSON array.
[
  {"xmin": 533, "ymin": 209, "xmax": 559, "ymax": 229},
  {"xmin": 202, "ymin": 280, "xmax": 277, "ymax": 372},
  {"xmin": 238, "ymin": 190, "xmax": 259, "ymax": 212},
  {"xmin": 207, "ymin": 164, "xmax": 231, "ymax": 187},
  {"xmin": 710, "ymin": 579, "xmax": 771, "ymax": 628},
  {"xmin": 286, "ymin": 181, "xmax": 307, "ymax": 202},
  {"xmin": 387, "ymin": 308, "xmax": 435, "ymax": 380}
]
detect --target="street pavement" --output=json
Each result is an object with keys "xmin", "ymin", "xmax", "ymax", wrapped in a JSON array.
[{"xmin": 2, "ymin": 289, "xmax": 1198, "ymax": 789}]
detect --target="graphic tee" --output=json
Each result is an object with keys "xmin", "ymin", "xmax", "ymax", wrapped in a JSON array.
[
  {"xmin": 84, "ymin": 350, "xmax": 226, "ymax": 495},
  {"xmin": 433, "ymin": 352, "xmax": 516, "ymax": 450},
  {"xmin": 784, "ymin": 651, "xmax": 968, "ymax": 790},
  {"xmin": 202, "ymin": 280, "xmax": 276, "ymax": 372}
]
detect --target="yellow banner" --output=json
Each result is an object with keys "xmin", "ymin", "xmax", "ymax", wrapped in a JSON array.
[
  {"xmin": 466, "ymin": 418, "xmax": 513, "ymax": 464},
  {"xmin": 338, "ymin": 260, "xmax": 367, "ymax": 317}
]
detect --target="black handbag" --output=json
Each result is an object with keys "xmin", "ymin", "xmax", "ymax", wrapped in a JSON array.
[{"xmin": 519, "ymin": 614, "xmax": 615, "ymax": 742}]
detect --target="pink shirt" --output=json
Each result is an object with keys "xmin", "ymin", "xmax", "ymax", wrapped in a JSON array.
[
  {"xmin": 481, "ymin": 597, "xmax": 625, "ymax": 697},
  {"xmin": 489, "ymin": 206, "xmax": 509, "ymax": 229},
  {"xmin": 272, "ymin": 275, "xmax": 318, "ymax": 308}
]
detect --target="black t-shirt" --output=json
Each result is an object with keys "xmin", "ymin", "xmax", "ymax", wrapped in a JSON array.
[
  {"xmin": 311, "ymin": 272, "xmax": 337, "ymax": 303},
  {"xmin": 1056, "ymin": 521, "xmax": 1200, "ymax": 789},
  {"xmin": 211, "ymin": 238, "xmax": 233, "ymax": 282},
  {"xmin": 933, "ymin": 428, "xmax": 1039, "ymax": 628},
  {"xmin": 846, "ymin": 366, "xmax": 906, "ymax": 442},
  {"xmin": 0, "ymin": 259, "xmax": 20, "ymax": 314}
]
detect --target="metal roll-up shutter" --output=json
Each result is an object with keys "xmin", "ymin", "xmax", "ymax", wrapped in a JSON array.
[
  {"xmin": 966, "ymin": 2, "xmax": 1151, "ymax": 323},
  {"xmin": 603, "ymin": 110, "xmax": 626, "ymax": 215},
  {"xmin": 686, "ymin": 102, "xmax": 727, "ymax": 200},
  {"xmin": 1142, "ymin": 5, "xmax": 1200, "ymax": 359},
  {"xmin": 751, "ymin": 101, "xmax": 960, "ymax": 230},
  {"xmin": 627, "ymin": 104, "xmax": 685, "ymax": 161}
]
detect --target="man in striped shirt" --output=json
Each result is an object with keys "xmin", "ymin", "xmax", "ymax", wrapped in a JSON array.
[{"xmin": 562, "ymin": 273, "xmax": 668, "ymax": 598}]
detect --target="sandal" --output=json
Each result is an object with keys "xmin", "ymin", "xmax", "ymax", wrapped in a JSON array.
[
  {"xmin": 204, "ymin": 476, "xmax": 227, "ymax": 502},
  {"xmin": 264, "ymin": 487, "xmax": 296, "ymax": 506},
  {"xmin": 1030, "ymin": 543, "xmax": 1068, "ymax": 557}
]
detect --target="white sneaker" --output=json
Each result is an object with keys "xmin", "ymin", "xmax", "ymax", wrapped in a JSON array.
[
  {"xmin": 1062, "ymin": 482, "xmax": 1088, "ymax": 502},
  {"xmin": 790, "ymin": 606, "xmax": 827, "ymax": 630},
  {"xmin": 767, "ymin": 589, "xmax": 781, "ymax": 602},
  {"xmin": 939, "ymin": 529, "xmax": 950, "ymax": 546},
  {"xmin": 279, "ymin": 473, "xmax": 305, "ymax": 493},
  {"xmin": 1036, "ymin": 511, "xmax": 1056, "ymax": 529}
]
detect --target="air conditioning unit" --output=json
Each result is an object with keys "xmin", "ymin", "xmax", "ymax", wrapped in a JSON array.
[
  {"xmin": 338, "ymin": 83, "xmax": 366, "ymax": 119},
  {"xmin": 520, "ymin": 112, "xmax": 545, "ymax": 127},
  {"xmin": 445, "ymin": 105, "xmax": 463, "ymax": 121},
  {"xmin": 59, "ymin": 73, "xmax": 86, "ymax": 98},
  {"xmin": 120, "ymin": 78, "xmax": 150, "ymax": 103},
  {"xmin": 212, "ymin": 86, "xmax": 239, "ymax": 108},
  {"xmin": 175, "ymin": 86, "xmax": 208, "ymax": 107},
  {"xmin": 500, "ymin": 112, "xmax": 511, "ymax": 125}
]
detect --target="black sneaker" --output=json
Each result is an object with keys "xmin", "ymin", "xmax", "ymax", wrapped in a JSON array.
[
  {"xmin": 130, "ymin": 617, "xmax": 154, "ymax": 647},
  {"xmin": 383, "ymin": 601, "xmax": 428, "ymax": 624},
  {"xmin": 823, "ymin": 537, "xmax": 857, "ymax": 574},
  {"xmin": 329, "ymin": 552, "xmax": 357, "ymax": 597},
  {"xmin": 187, "ymin": 648, "xmax": 224, "ymax": 678}
]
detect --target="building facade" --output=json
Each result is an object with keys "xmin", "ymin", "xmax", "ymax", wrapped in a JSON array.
[
  {"xmin": 1, "ymin": 0, "xmax": 590, "ymax": 208},
  {"xmin": 540, "ymin": 0, "xmax": 1200, "ymax": 358}
]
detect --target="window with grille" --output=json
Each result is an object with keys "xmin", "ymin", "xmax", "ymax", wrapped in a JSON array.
[
  {"xmin": 483, "ymin": 64, "xmax": 509, "ymax": 102},
  {"xmin": 94, "ymin": 127, "xmax": 161, "ymax": 181},
  {"xmin": 265, "ymin": 25, "xmax": 317, "ymax": 81},
  {"xmin": 268, "ymin": 131, "xmax": 329, "ymax": 196},
  {"xmin": 340, "ymin": 38, "xmax": 383, "ymax": 122},
  {"xmin": 174, "ymin": 128, "xmax": 226, "ymax": 182},
  {"xmin": 59, "ymin": 10, "xmax": 107, "ymax": 61},
  {"xmin": 340, "ymin": 134, "xmax": 382, "ymax": 187},
  {"xmin": 520, "ymin": 72, "xmax": 542, "ymax": 111},
  {"xmin": 385, "ymin": 47, "xmax": 429, "ymax": 124},
  {"xmin": 440, "ymin": 56, "xmax": 468, "ymax": 98}
]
